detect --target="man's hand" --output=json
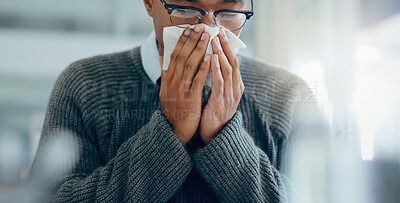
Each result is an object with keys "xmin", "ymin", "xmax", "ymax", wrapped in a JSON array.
[
  {"xmin": 159, "ymin": 24, "xmax": 211, "ymax": 146},
  {"xmin": 200, "ymin": 28, "xmax": 245, "ymax": 144}
]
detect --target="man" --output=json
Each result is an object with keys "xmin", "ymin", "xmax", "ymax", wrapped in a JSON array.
[{"xmin": 29, "ymin": 0, "xmax": 318, "ymax": 202}]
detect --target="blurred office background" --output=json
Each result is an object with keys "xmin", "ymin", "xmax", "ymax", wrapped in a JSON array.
[{"xmin": 0, "ymin": 0, "xmax": 399, "ymax": 202}]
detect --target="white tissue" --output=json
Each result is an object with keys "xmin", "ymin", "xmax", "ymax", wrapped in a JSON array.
[{"xmin": 163, "ymin": 24, "xmax": 247, "ymax": 88}]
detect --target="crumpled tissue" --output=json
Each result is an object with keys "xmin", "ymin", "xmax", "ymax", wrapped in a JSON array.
[{"xmin": 162, "ymin": 24, "xmax": 247, "ymax": 88}]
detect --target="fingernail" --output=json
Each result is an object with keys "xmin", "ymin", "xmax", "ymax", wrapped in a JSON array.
[
  {"xmin": 184, "ymin": 29, "xmax": 191, "ymax": 36},
  {"xmin": 201, "ymin": 33, "xmax": 206, "ymax": 41},
  {"xmin": 214, "ymin": 55, "xmax": 219, "ymax": 63},
  {"xmin": 194, "ymin": 25, "xmax": 201, "ymax": 32},
  {"xmin": 204, "ymin": 55, "xmax": 209, "ymax": 62}
]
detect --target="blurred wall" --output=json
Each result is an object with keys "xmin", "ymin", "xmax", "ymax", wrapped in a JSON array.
[
  {"xmin": 252, "ymin": 0, "xmax": 400, "ymax": 202},
  {"xmin": 254, "ymin": 0, "xmax": 400, "ymax": 156},
  {"xmin": 0, "ymin": 1, "xmax": 152, "ymax": 186}
]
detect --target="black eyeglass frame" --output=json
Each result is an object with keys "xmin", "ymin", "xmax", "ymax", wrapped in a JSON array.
[{"xmin": 159, "ymin": 0, "xmax": 254, "ymax": 31}]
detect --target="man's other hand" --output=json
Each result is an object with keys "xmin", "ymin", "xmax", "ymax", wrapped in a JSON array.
[{"xmin": 200, "ymin": 27, "xmax": 245, "ymax": 144}]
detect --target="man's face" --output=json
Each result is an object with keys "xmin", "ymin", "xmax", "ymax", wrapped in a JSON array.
[{"xmin": 143, "ymin": 0, "xmax": 246, "ymax": 55}]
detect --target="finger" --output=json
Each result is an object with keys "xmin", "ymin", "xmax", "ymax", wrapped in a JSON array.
[
  {"xmin": 218, "ymin": 28, "xmax": 242, "ymax": 96},
  {"xmin": 159, "ymin": 56, "xmax": 166, "ymax": 96},
  {"xmin": 218, "ymin": 27, "xmax": 237, "ymax": 66},
  {"xmin": 190, "ymin": 55, "xmax": 211, "ymax": 98},
  {"xmin": 159, "ymin": 56, "xmax": 165, "ymax": 87},
  {"xmin": 212, "ymin": 37, "xmax": 233, "ymax": 99},
  {"xmin": 173, "ymin": 24, "xmax": 205, "ymax": 82},
  {"xmin": 210, "ymin": 54, "xmax": 224, "ymax": 101},
  {"xmin": 159, "ymin": 55, "xmax": 164, "ymax": 66},
  {"xmin": 159, "ymin": 69, "xmax": 168, "ymax": 100},
  {"xmin": 167, "ymin": 28, "xmax": 191, "ymax": 82},
  {"xmin": 182, "ymin": 32, "xmax": 210, "ymax": 90}
]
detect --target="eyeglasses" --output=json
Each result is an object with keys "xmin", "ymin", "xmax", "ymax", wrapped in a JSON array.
[{"xmin": 159, "ymin": 0, "xmax": 254, "ymax": 31}]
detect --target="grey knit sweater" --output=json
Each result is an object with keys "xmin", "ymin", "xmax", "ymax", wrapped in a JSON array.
[{"xmin": 29, "ymin": 46, "xmax": 317, "ymax": 202}]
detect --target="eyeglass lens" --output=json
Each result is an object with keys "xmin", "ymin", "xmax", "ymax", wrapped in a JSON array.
[{"xmin": 170, "ymin": 8, "xmax": 247, "ymax": 31}]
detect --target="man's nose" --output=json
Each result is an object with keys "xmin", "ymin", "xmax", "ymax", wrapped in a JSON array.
[{"xmin": 200, "ymin": 14, "xmax": 216, "ymax": 28}]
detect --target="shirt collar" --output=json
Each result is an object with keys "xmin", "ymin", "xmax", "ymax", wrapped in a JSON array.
[{"xmin": 141, "ymin": 31, "xmax": 161, "ymax": 85}]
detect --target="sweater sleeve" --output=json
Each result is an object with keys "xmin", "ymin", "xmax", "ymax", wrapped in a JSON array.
[
  {"xmin": 29, "ymin": 64, "xmax": 193, "ymax": 202},
  {"xmin": 192, "ymin": 110, "xmax": 289, "ymax": 203}
]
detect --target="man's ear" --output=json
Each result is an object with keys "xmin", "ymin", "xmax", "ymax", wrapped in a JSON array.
[{"xmin": 143, "ymin": 0, "xmax": 155, "ymax": 17}]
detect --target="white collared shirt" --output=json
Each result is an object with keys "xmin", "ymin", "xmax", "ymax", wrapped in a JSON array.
[{"xmin": 140, "ymin": 31, "xmax": 161, "ymax": 85}]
